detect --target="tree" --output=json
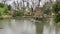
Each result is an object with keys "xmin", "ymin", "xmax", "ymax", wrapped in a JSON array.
[
  {"xmin": 0, "ymin": 3, "xmax": 4, "ymax": 8},
  {"xmin": 1, "ymin": 0, "xmax": 6, "ymax": 4},
  {"xmin": 52, "ymin": 2, "xmax": 60, "ymax": 23},
  {"xmin": 38, "ymin": 0, "xmax": 41, "ymax": 7},
  {"xmin": 13, "ymin": 1, "xmax": 19, "ymax": 10},
  {"xmin": 1, "ymin": 0, "xmax": 10, "ymax": 4},
  {"xmin": 44, "ymin": 8, "xmax": 50, "ymax": 15},
  {"xmin": 13, "ymin": 0, "xmax": 23, "ymax": 16},
  {"xmin": 0, "ymin": 3, "xmax": 11, "ymax": 16},
  {"xmin": 8, "ymin": 5, "xmax": 11, "ymax": 10}
]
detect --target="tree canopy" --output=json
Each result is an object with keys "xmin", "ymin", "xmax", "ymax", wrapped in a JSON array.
[{"xmin": 0, "ymin": 3, "xmax": 11, "ymax": 16}]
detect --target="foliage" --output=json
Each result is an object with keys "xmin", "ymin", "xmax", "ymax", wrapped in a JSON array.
[
  {"xmin": 8, "ymin": 5, "xmax": 11, "ymax": 10},
  {"xmin": 0, "ymin": 3, "xmax": 11, "ymax": 18},
  {"xmin": 0, "ymin": 3, "xmax": 4, "ymax": 8},
  {"xmin": 44, "ymin": 8, "xmax": 50, "ymax": 15},
  {"xmin": 4, "ymin": 5, "xmax": 9, "ymax": 14},
  {"xmin": 52, "ymin": 2, "xmax": 60, "ymax": 23},
  {"xmin": 54, "ymin": 14, "xmax": 60, "ymax": 23},
  {"xmin": 16, "ymin": 12, "xmax": 24, "ymax": 16},
  {"xmin": 0, "ymin": 8, "xmax": 5, "ymax": 15},
  {"xmin": 52, "ymin": 2, "xmax": 60, "ymax": 14},
  {"xmin": 24, "ymin": 12, "xmax": 30, "ymax": 16},
  {"xmin": 16, "ymin": 10, "xmax": 24, "ymax": 16}
]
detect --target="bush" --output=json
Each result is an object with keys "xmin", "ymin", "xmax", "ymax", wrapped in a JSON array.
[
  {"xmin": 52, "ymin": 2, "xmax": 60, "ymax": 23},
  {"xmin": 17, "ymin": 12, "xmax": 24, "ymax": 16},
  {"xmin": 52, "ymin": 2, "xmax": 60, "ymax": 14},
  {"xmin": 0, "ymin": 3, "xmax": 11, "ymax": 18},
  {"xmin": 44, "ymin": 8, "xmax": 50, "ymax": 15},
  {"xmin": 0, "ymin": 3, "xmax": 4, "ymax": 8}
]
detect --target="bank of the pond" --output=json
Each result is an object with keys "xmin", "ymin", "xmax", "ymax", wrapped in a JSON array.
[
  {"xmin": 0, "ymin": 16, "xmax": 33, "ymax": 21},
  {"xmin": 0, "ymin": 15, "xmax": 12, "ymax": 19},
  {"xmin": 0, "ymin": 16, "xmax": 48, "ymax": 24}
]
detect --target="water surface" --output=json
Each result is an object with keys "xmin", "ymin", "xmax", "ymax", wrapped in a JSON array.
[{"xmin": 0, "ymin": 18, "xmax": 57, "ymax": 34}]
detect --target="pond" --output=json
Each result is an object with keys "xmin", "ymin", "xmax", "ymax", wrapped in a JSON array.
[
  {"xmin": 0, "ymin": 19, "xmax": 36, "ymax": 34},
  {"xmin": 0, "ymin": 18, "xmax": 58, "ymax": 34}
]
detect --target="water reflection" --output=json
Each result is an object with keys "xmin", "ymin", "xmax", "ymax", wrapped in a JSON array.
[
  {"xmin": 43, "ymin": 22, "xmax": 56, "ymax": 34},
  {"xmin": 56, "ymin": 22, "xmax": 60, "ymax": 34},
  {"xmin": 0, "ymin": 19, "xmax": 36, "ymax": 34},
  {"xmin": 43, "ymin": 18, "xmax": 56, "ymax": 34},
  {"xmin": 0, "ymin": 18, "xmax": 57, "ymax": 34}
]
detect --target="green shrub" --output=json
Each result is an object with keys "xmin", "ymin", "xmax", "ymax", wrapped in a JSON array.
[
  {"xmin": 0, "ymin": 3, "xmax": 4, "ymax": 8},
  {"xmin": 52, "ymin": 2, "xmax": 60, "ymax": 23}
]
